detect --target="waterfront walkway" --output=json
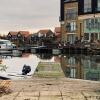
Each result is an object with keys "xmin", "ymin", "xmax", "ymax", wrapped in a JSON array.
[{"xmin": 0, "ymin": 78, "xmax": 100, "ymax": 100}]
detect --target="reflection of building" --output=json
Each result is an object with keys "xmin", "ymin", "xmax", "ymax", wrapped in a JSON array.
[
  {"xmin": 22, "ymin": 53, "xmax": 30, "ymax": 58},
  {"xmin": 60, "ymin": 0, "xmax": 100, "ymax": 43},
  {"xmin": 54, "ymin": 56, "xmax": 61, "ymax": 63},
  {"xmin": 82, "ymin": 55, "xmax": 100, "ymax": 81},
  {"xmin": 36, "ymin": 54, "xmax": 53, "ymax": 60},
  {"xmin": 60, "ymin": 55, "xmax": 84, "ymax": 79},
  {"xmin": 60, "ymin": 55, "xmax": 100, "ymax": 81}
]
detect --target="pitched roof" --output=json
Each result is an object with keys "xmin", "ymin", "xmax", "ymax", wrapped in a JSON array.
[
  {"xmin": 18, "ymin": 31, "xmax": 30, "ymax": 37},
  {"xmin": 54, "ymin": 27, "xmax": 61, "ymax": 33},
  {"xmin": 54, "ymin": 27, "xmax": 61, "ymax": 37},
  {"xmin": 9, "ymin": 31, "xmax": 18, "ymax": 35},
  {"xmin": 8, "ymin": 31, "xmax": 30, "ymax": 37},
  {"xmin": 37, "ymin": 29, "xmax": 51, "ymax": 34}
]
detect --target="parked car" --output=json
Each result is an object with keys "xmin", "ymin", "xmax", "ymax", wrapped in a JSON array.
[{"xmin": 0, "ymin": 39, "xmax": 16, "ymax": 49}]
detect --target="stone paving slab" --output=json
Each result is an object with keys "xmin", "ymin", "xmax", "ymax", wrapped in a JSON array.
[
  {"xmin": 19, "ymin": 91, "xmax": 39, "ymax": 97},
  {"xmin": 82, "ymin": 91, "xmax": 100, "ymax": 100},
  {"xmin": 0, "ymin": 78, "xmax": 100, "ymax": 100},
  {"xmin": 40, "ymin": 91, "xmax": 61, "ymax": 96},
  {"xmin": 15, "ymin": 96, "xmax": 38, "ymax": 100},
  {"xmin": 39, "ymin": 96, "xmax": 62, "ymax": 100},
  {"xmin": 62, "ymin": 92, "xmax": 84, "ymax": 98},
  {"xmin": 0, "ymin": 91, "xmax": 100, "ymax": 100},
  {"xmin": 62, "ymin": 96, "xmax": 86, "ymax": 100}
]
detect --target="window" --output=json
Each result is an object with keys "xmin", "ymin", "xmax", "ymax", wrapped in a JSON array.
[
  {"xmin": 84, "ymin": 0, "xmax": 92, "ymax": 13},
  {"xmin": 64, "ymin": 0, "xmax": 77, "ymax": 2},
  {"xmin": 64, "ymin": 0, "xmax": 70, "ymax": 2},
  {"xmin": 97, "ymin": 0, "xmax": 100, "ymax": 11},
  {"xmin": 84, "ymin": 18, "xmax": 100, "ymax": 30},
  {"xmin": 84, "ymin": 33, "xmax": 89, "ymax": 40},
  {"xmin": 65, "ymin": 22, "xmax": 76, "ymax": 32},
  {"xmin": 66, "ymin": 8, "xmax": 77, "ymax": 20},
  {"xmin": 17, "ymin": 33, "xmax": 21, "ymax": 37}
]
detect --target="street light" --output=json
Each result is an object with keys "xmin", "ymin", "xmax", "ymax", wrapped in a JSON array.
[
  {"xmin": 80, "ymin": 22, "xmax": 82, "ymax": 42},
  {"xmin": 61, "ymin": 21, "xmax": 65, "ymax": 42}
]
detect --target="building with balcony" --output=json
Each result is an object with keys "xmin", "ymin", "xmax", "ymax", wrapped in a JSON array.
[{"xmin": 60, "ymin": 0, "xmax": 100, "ymax": 43}]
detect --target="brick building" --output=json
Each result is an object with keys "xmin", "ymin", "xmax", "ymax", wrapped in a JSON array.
[{"xmin": 60, "ymin": 0, "xmax": 100, "ymax": 43}]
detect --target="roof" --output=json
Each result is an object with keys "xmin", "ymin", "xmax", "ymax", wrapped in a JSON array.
[
  {"xmin": 54, "ymin": 27, "xmax": 61, "ymax": 33},
  {"xmin": 18, "ymin": 31, "xmax": 30, "ymax": 37},
  {"xmin": 8, "ymin": 31, "xmax": 30, "ymax": 37},
  {"xmin": 9, "ymin": 31, "xmax": 18, "ymax": 35},
  {"xmin": 37, "ymin": 29, "xmax": 51, "ymax": 34},
  {"xmin": 54, "ymin": 27, "xmax": 61, "ymax": 37}
]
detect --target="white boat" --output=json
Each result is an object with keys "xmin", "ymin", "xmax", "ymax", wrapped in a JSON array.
[{"xmin": 0, "ymin": 50, "xmax": 12, "ymax": 54}]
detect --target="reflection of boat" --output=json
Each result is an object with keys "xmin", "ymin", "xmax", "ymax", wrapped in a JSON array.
[
  {"xmin": 22, "ymin": 53, "xmax": 30, "ymax": 58},
  {"xmin": 36, "ymin": 53, "xmax": 53, "ymax": 60},
  {"xmin": 52, "ymin": 48, "xmax": 62, "ymax": 55},
  {"xmin": 31, "ymin": 46, "xmax": 52, "ymax": 54},
  {"xmin": 0, "ymin": 76, "xmax": 10, "ymax": 80},
  {"xmin": 12, "ymin": 50, "xmax": 22, "ymax": 57}
]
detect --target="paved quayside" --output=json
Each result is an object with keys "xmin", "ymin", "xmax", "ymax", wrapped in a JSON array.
[{"xmin": 0, "ymin": 78, "xmax": 100, "ymax": 100}]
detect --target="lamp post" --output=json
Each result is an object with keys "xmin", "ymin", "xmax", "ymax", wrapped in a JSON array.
[
  {"xmin": 80, "ymin": 22, "xmax": 82, "ymax": 42},
  {"xmin": 61, "ymin": 21, "xmax": 65, "ymax": 42}
]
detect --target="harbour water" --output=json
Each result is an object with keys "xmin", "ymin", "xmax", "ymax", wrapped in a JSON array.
[{"xmin": 0, "ymin": 53, "xmax": 100, "ymax": 81}]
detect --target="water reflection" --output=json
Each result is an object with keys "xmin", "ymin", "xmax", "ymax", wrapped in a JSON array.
[
  {"xmin": 35, "ymin": 54, "xmax": 100, "ymax": 81},
  {"xmin": 36, "ymin": 53, "xmax": 53, "ymax": 60},
  {"xmin": 0, "ymin": 54, "xmax": 39, "ymax": 80},
  {"xmin": 60, "ymin": 55, "xmax": 100, "ymax": 81},
  {"xmin": 0, "ymin": 53, "xmax": 100, "ymax": 81}
]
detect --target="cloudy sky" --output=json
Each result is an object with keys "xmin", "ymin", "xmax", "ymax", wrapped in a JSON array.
[{"xmin": 0, "ymin": 0, "xmax": 60, "ymax": 35}]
